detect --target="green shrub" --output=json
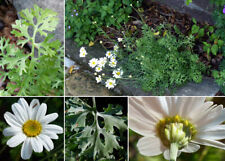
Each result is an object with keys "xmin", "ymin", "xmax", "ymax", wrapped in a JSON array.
[
  {"xmin": 122, "ymin": 24, "xmax": 206, "ymax": 95},
  {"xmin": 65, "ymin": 0, "xmax": 142, "ymax": 46}
]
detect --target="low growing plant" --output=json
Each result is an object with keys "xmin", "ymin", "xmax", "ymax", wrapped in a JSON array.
[
  {"xmin": 0, "ymin": 5, "xmax": 64, "ymax": 96},
  {"xmin": 65, "ymin": 0, "xmax": 143, "ymax": 46}
]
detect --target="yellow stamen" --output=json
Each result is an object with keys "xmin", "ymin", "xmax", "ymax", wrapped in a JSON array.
[{"xmin": 23, "ymin": 120, "xmax": 42, "ymax": 137}]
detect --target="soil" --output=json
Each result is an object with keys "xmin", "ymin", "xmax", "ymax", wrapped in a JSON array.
[{"xmin": 96, "ymin": 1, "xmax": 223, "ymax": 76}]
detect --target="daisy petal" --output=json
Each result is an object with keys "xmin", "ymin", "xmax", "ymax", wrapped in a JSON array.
[
  {"xmin": 3, "ymin": 127, "xmax": 21, "ymax": 136},
  {"xmin": 4, "ymin": 112, "xmax": 22, "ymax": 127},
  {"xmin": 21, "ymin": 138, "xmax": 32, "ymax": 160},
  {"xmin": 39, "ymin": 134, "xmax": 54, "ymax": 151},
  {"xmin": 36, "ymin": 103, "xmax": 47, "ymax": 121},
  {"xmin": 12, "ymin": 103, "xmax": 27, "ymax": 123},
  {"xmin": 42, "ymin": 131, "xmax": 59, "ymax": 139},
  {"xmin": 181, "ymin": 143, "xmax": 200, "ymax": 153},
  {"xmin": 137, "ymin": 136, "xmax": 166, "ymax": 156},
  {"xmin": 44, "ymin": 124, "xmax": 63, "ymax": 134},
  {"xmin": 18, "ymin": 98, "xmax": 32, "ymax": 119},
  {"xmin": 31, "ymin": 137, "xmax": 43, "ymax": 153},
  {"xmin": 40, "ymin": 113, "xmax": 58, "ymax": 124},
  {"xmin": 30, "ymin": 99, "xmax": 40, "ymax": 108},
  {"xmin": 193, "ymin": 138, "xmax": 225, "ymax": 150},
  {"xmin": 163, "ymin": 149, "xmax": 181, "ymax": 160},
  {"xmin": 197, "ymin": 125, "xmax": 225, "ymax": 140},
  {"xmin": 7, "ymin": 133, "xmax": 26, "ymax": 147}
]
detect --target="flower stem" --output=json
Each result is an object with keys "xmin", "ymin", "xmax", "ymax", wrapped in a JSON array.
[{"xmin": 170, "ymin": 143, "xmax": 178, "ymax": 161}]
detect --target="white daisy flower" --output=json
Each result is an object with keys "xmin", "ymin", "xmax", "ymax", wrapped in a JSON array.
[
  {"xmin": 129, "ymin": 97, "xmax": 225, "ymax": 161},
  {"xmin": 80, "ymin": 47, "xmax": 86, "ymax": 53},
  {"xmin": 105, "ymin": 79, "xmax": 116, "ymax": 89},
  {"xmin": 98, "ymin": 57, "xmax": 107, "ymax": 67},
  {"xmin": 113, "ymin": 68, "xmax": 123, "ymax": 78},
  {"xmin": 96, "ymin": 75, "xmax": 102, "ymax": 83},
  {"xmin": 117, "ymin": 38, "xmax": 123, "ymax": 42},
  {"xmin": 79, "ymin": 50, "xmax": 87, "ymax": 57},
  {"xmin": 95, "ymin": 66, "xmax": 102, "ymax": 73},
  {"xmin": 114, "ymin": 44, "xmax": 119, "ymax": 51},
  {"xmin": 109, "ymin": 60, "xmax": 117, "ymax": 68},
  {"xmin": 88, "ymin": 58, "xmax": 98, "ymax": 68},
  {"xmin": 3, "ymin": 98, "xmax": 63, "ymax": 160},
  {"xmin": 110, "ymin": 55, "xmax": 116, "ymax": 61},
  {"xmin": 106, "ymin": 51, "xmax": 114, "ymax": 58}
]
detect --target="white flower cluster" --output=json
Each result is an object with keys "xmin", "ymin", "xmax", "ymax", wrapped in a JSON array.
[{"xmin": 79, "ymin": 45, "xmax": 123, "ymax": 89}]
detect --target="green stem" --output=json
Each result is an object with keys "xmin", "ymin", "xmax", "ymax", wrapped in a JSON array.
[
  {"xmin": 92, "ymin": 97, "xmax": 96, "ymax": 108},
  {"xmin": 170, "ymin": 143, "xmax": 178, "ymax": 161}
]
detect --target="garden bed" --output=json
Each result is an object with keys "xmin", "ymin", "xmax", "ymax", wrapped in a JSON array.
[{"xmin": 65, "ymin": 0, "xmax": 224, "ymax": 96}]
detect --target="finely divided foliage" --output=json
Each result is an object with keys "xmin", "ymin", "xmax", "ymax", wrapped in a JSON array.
[
  {"xmin": 0, "ymin": 5, "xmax": 63, "ymax": 96},
  {"xmin": 66, "ymin": 98, "xmax": 127, "ymax": 160}
]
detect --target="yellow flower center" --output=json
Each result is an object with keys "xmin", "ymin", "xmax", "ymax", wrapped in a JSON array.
[
  {"xmin": 23, "ymin": 120, "xmax": 42, "ymax": 137},
  {"xmin": 109, "ymin": 82, "xmax": 113, "ymax": 85},
  {"xmin": 116, "ymin": 72, "xmax": 120, "ymax": 75},
  {"xmin": 156, "ymin": 115, "xmax": 197, "ymax": 148}
]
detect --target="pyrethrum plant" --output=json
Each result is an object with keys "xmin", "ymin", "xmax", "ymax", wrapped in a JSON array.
[
  {"xmin": 0, "ymin": 5, "xmax": 64, "ymax": 96},
  {"xmin": 66, "ymin": 97, "xmax": 127, "ymax": 161}
]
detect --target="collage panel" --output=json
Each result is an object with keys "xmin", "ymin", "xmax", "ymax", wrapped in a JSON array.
[
  {"xmin": 0, "ymin": 97, "xmax": 64, "ymax": 161},
  {"xmin": 129, "ymin": 96, "xmax": 225, "ymax": 161},
  {"xmin": 0, "ymin": 0, "xmax": 64, "ymax": 96},
  {"xmin": 65, "ymin": 97, "xmax": 127, "ymax": 161}
]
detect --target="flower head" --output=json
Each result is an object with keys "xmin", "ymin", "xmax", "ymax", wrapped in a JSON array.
[
  {"xmin": 79, "ymin": 47, "xmax": 87, "ymax": 57},
  {"xmin": 114, "ymin": 44, "xmax": 119, "ymax": 51},
  {"xmin": 95, "ymin": 66, "xmax": 102, "ymax": 73},
  {"xmin": 89, "ymin": 58, "xmax": 98, "ymax": 68},
  {"xmin": 129, "ymin": 97, "xmax": 225, "ymax": 160},
  {"xmin": 109, "ymin": 60, "xmax": 117, "ymax": 68},
  {"xmin": 98, "ymin": 57, "xmax": 107, "ymax": 67},
  {"xmin": 106, "ymin": 51, "xmax": 114, "ymax": 58},
  {"xmin": 118, "ymin": 38, "xmax": 123, "ymax": 42},
  {"xmin": 105, "ymin": 78, "xmax": 116, "ymax": 89},
  {"xmin": 96, "ymin": 75, "xmax": 102, "ymax": 83},
  {"xmin": 3, "ymin": 98, "xmax": 63, "ymax": 160},
  {"xmin": 113, "ymin": 68, "xmax": 123, "ymax": 78}
]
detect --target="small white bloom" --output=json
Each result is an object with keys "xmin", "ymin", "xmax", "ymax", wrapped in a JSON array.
[
  {"xmin": 109, "ymin": 60, "xmax": 117, "ymax": 68},
  {"xmin": 110, "ymin": 55, "xmax": 116, "ymax": 61},
  {"xmin": 95, "ymin": 66, "xmax": 102, "ymax": 72},
  {"xmin": 98, "ymin": 57, "xmax": 107, "ymax": 67},
  {"xmin": 118, "ymin": 38, "xmax": 123, "ymax": 42},
  {"xmin": 129, "ymin": 75, "xmax": 132, "ymax": 78},
  {"xmin": 114, "ymin": 44, "xmax": 119, "ymax": 51},
  {"xmin": 3, "ymin": 98, "xmax": 63, "ymax": 160},
  {"xmin": 94, "ymin": 72, "xmax": 97, "ymax": 76},
  {"xmin": 96, "ymin": 75, "xmax": 102, "ymax": 83},
  {"xmin": 88, "ymin": 58, "xmax": 98, "ymax": 68},
  {"xmin": 79, "ymin": 47, "xmax": 87, "ymax": 57},
  {"xmin": 80, "ymin": 47, "xmax": 86, "ymax": 53},
  {"xmin": 105, "ymin": 78, "xmax": 116, "ymax": 89},
  {"xmin": 113, "ymin": 68, "xmax": 123, "ymax": 78},
  {"xmin": 102, "ymin": 73, "xmax": 105, "ymax": 76},
  {"xmin": 106, "ymin": 51, "xmax": 114, "ymax": 58},
  {"xmin": 100, "ymin": 41, "xmax": 103, "ymax": 44}
]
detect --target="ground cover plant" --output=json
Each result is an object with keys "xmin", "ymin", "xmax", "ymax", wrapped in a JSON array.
[
  {"xmin": 0, "ymin": 4, "xmax": 64, "ymax": 96},
  {"xmin": 68, "ymin": 0, "xmax": 225, "ymax": 95},
  {"xmin": 65, "ymin": 97, "xmax": 127, "ymax": 161}
]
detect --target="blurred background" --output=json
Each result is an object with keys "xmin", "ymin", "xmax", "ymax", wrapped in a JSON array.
[
  {"xmin": 0, "ymin": 97, "xmax": 64, "ymax": 161},
  {"xmin": 129, "ymin": 97, "xmax": 225, "ymax": 161}
]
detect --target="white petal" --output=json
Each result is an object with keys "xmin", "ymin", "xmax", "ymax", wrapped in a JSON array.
[
  {"xmin": 39, "ymin": 134, "xmax": 54, "ymax": 151},
  {"xmin": 18, "ymin": 98, "xmax": 32, "ymax": 120},
  {"xmin": 137, "ymin": 136, "xmax": 166, "ymax": 156},
  {"xmin": 21, "ymin": 138, "xmax": 33, "ymax": 160},
  {"xmin": 36, "ymin": 103, "xmax": 47, "ymax": 121},
  {"xmin": 193, "ymin": 138, "xmax": 225, "ymax": 150},
  {"xmin": 42, "ymin": 131, "xmax": 59, "ymax": 139},
  {"xmin": 31, "ymin": 137, "xmax": 43, "ymax": 153},
  {"xmin": 4, "ymin": 112, "xmax": 22, "ymax": 128},
  {"xmin": 30, "ymin": 99, "xmax": 40, "ymax": 108},
  {"xmin": 163, "ymin": 149, "xmax": 181, "ymax": 160},
  {"xmin": 129, "ymin": 118, "xmax": 156, "ymax": 137},
  {"xmin": 3, "ymin": 127, "xmax": 22, "ymax": 136},
  {"xmin": 12, "ymin": 103, "xmax": 27, "ymax": 123},
  {"xmin": 197, "ymin": 125, "xmax": 225, "ymax": 140},
  {"xmin": 181, "ymin": 143, "xmax": 200, "ymax": 153},
  {"xmin": 7, "ymin": 133, "xmax": 26, "ymax": 147},
  {"xmin": 40, "ymin": 113, "xmax": 58, "ymax": 124},
  {"xmin": 43, "ymin": 124, "xmax": 63, "ymax": 134}
]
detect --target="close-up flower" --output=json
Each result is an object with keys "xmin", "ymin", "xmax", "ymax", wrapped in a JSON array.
[
  {"xmin": 129, "ymin": 97, "xmax": 225, "ymax": 161},
  {"xmin": 88, "ymin": 58, "xmax": 98, "ymax": 68},
  {"xmin": 3, "ymin": 98, "xmax": 63, "ymax": 160},
  {"xmin": 113, "ymin": 68, "xmax": 123, "ymax": 78},
  {"xmin": 109, "ymin": 60, "xmax": 117, "ymax": 68},
  {"xmin": 105, "ymin": 78, "xmax": 116, "ymax": 89},
  {"xmin": 96, "ymin": 75, "xmax": 102, "ymax": 83}
]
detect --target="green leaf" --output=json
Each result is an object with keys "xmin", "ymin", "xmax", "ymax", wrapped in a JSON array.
[
  {"xmin": 211, "ymin": 44, "xmax": 218, "ymax": 55},
  {"xmin": 198, "ymin": 28, "xmax": 205, "ymax": 37},
  {"xmin": 191, "ymin": 25, "xmax": 199, "ymax": 34}
]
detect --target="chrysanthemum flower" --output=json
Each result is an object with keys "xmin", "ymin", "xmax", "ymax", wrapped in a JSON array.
[
  {"xmin": 106, "ymin": 51, "xmax": 114, "ymax": 58},
  {"xmin": 88, "ymin": 58, "xmax": 98, "ymax": 68},
  {"xmin": 109, "ymin": 60, "xmax": 117, "ymax": 68},
  {"xmin": 95, "ymin": 66, "xmax": 102, "ymax": 73},
  {"xmin": 3, "ymin": 98, "xmax": 63, "ymax": 160},
  {"xmin": 113, "ymin": 68, "xmax": 123, "ymax": 78},
  {"xmin": 79, "ymin": 47, "xmax": 87, "ymax": 57},
  {"xmin": 129, "ymin": 97, "xmax": 225, "ymax": 161},
  {"xmin": 98, "ymin": 57, "xmax": 107, "ymax": 67},
  {"xmin": 105, "ymin": 78, "xmax": 116, "ymax": 89},
  {"xmin": 96, "ymin": 75, "xmax": 102, "ymax": 83}
]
